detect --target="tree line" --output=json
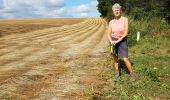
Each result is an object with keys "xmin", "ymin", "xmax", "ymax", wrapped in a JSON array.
[{"xmin": 97, "ymin": 0, "xmax": 170, "ymax": 22}]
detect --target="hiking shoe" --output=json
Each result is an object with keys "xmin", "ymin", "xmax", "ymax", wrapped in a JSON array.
[
  {"xmin": 115, "ymin": 69, "xmax": 120, "ymax": 77},
  {"xmin": 130, "ymin": 72, "xmax": 136, "ymax": 81}
]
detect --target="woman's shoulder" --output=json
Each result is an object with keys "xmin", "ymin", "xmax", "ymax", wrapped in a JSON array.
[{"xmin": 122, "ymin": 16, "xmax": 128, "ymax": 20}]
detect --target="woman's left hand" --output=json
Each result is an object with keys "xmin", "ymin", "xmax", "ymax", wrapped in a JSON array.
[
  {"xmin": 115, "ymin": 40, "xmax": 119, "ymax": 44},
  {"xmin": 113, "ymin": 40, "xmax": 120, "ymax": 45},
  {"xmin": 111, "ymin": 41, "xmax": 117, "ymax": 45}
]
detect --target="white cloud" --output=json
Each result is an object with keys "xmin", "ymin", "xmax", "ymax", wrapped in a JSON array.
[
  {"xmin": 0, "ymin": 0, "xmax": 72, "ymax": 19},
  {"xmin": 48, "ymin": 0, "xmax": 64, "ymax": 5},
  {"xmin": 70, "ymin": 0, "xmax": 99, "ymax": 17},
  {"xmin": 80, "ymin": 13, "xmax": 88, "ymax": 17},
  {"xmin": 46, "ymin": 7, "xmax": 72, "ymax": 17},
  {"xmin": 0, "ymin": 0, "xmax": 4, "ymax": 9},
  {"xmin": 0, "ymin": 0, "xmax": 99, "ymax": 19},
  {"xmin": 74, "ymin": 5, "xmax": 90, "ymax": 13}
]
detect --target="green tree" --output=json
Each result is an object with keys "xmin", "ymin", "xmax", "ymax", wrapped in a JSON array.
[
  {"xmin": 97, "ymin": 0, "xmax": 170, "ymax": 22},
  {"xmin": 163, "ymin": 0, "xmax": 170, "ymax": 23},
  {"xmin": 97, "ymin": 0, "xmax": 126, "ymax": 20}
]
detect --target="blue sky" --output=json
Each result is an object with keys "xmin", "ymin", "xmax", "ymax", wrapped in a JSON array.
[{"xmin": 0, "ymin": 0, "xmax": 100, "ymax": 19}]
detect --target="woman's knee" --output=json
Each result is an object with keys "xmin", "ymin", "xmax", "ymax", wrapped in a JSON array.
[{"xmin": 123, "ymin": 57, "xmax": 129, "ymax": 62}]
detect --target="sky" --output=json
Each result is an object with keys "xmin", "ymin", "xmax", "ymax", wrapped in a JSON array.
[{"xmin": 0, "ymin": 0, "xmax": 100, "ymax": 19}]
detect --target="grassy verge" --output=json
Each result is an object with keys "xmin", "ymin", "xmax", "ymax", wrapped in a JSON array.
[{"xmin": 85, "ymin": 17, "xmax": 170, "ymax": 99}]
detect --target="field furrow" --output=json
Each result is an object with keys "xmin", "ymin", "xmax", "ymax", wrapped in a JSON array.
[
  {"xmin": 0, "ymin": 18, "xmax": 108, "ymax": 99},
  {"xmin": 0, "ymin": 19, "xmax": 92, "ymax": 41}
]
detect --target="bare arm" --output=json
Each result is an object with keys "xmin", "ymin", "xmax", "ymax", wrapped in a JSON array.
[
  {"xmin": 116, "ymin": 17, "xmax": 128, "ymax": 43},
  {"xmin": 107, "ymin": 21, "xmax": 113, "ymax": 43}
]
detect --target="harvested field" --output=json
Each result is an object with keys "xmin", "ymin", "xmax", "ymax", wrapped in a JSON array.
[{"xmin": 0, "ymin": 18, "xmax": 110, "ymax": 99}]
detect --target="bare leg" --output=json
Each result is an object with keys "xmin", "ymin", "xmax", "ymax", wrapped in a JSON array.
[
  {"xmin": 123, "ymin": 57, "xmax": 136, "ymax": 80},
  {"xmin": 122, "ymin": 58, "xmax": 133, "ymax": 73},
  {"xmin": 113, "ymin": 55, "xmax": 119, "ymax": 70},
  {"xmin": 113, "ymin": 55, "xmax": 119, "ymax": 76}
]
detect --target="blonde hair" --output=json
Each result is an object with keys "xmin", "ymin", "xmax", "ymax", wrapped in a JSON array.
[{"xmin": 112, "ymin": 3, "xmax": 121, "ymax": 11}]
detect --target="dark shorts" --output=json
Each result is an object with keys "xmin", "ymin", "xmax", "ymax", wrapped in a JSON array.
[{"xmin": 112, "ymin": 36, "xmax": 128, "ymax": 58}]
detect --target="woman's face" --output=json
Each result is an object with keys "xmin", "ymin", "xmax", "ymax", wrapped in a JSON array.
[{"xmin": 113, "ymin": 8, "xmax": 121, "ymax": 17}]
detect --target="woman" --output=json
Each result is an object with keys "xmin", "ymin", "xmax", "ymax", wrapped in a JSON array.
[{"xmin": 107, "ymin": 3, "xmax": 136, "ymax": 80}]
